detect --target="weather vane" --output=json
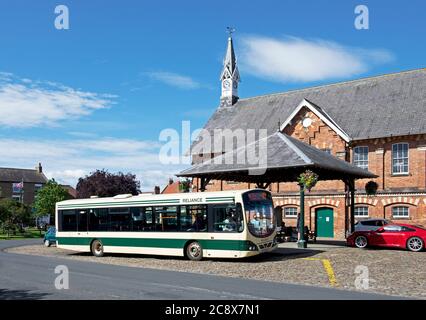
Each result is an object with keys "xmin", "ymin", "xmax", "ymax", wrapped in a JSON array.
[{"xmin": 226, "ymin": 27, "xmax": 236, "ymax": 37}]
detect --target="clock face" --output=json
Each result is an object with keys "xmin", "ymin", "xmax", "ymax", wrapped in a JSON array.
[
  {"xmin": 222, "ymin": 80, "xmax": 231, "ymax": 89},
  {"xmin": 302, "ymin": 117, "xmax": 312, "ymax": 128}
]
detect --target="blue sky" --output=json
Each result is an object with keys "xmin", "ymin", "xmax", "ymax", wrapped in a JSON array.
[{"xmin": 0, "ymin": 0, "xmax": 425, "ymax": 191}]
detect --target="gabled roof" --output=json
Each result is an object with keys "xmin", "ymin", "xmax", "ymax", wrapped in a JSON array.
[
  {"xmin": 280, "ymin": 98, "xmax": 351, "ymax": 142},
  {"xmin": 193, "ymin": 68, "xmax": 426, "ymax": 154},
  {"xmin": 180, "ymin": 132, "xmax": 376, "ymax": 183},
  {"xmin": 161, "ymin": 181, "xmax": 180, "ymax": 194},
  {"xmin": 0, "ymin": 167, "xmax": 48, "ymax": 184}
]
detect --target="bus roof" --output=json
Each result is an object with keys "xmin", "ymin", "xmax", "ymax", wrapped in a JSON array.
[{"xmin": 56, "ymin": 188, "xmax": 266, "ymax": 207}]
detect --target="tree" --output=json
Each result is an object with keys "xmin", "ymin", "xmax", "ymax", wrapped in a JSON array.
[
  {"xmin": 33, "ymin": 179, "xmax": 70, "ymax": 225},
  {"xmin": 178, "ymin": 179, "xmax": 192, "ymax": 193},
  {"xmin": 76, "ymin": 169, "xmax": 141, "ymax": 199},
  {"xmin": 0, "ymin": 199, "xmax": 31, "ymax": 237}
]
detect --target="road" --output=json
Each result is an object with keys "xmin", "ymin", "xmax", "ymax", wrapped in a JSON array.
[{"xmin": 0, "ymin": 239, "xmax": 397, "ymax": 300}]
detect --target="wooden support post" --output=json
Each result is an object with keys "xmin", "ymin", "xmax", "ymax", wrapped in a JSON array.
[
  {"xmin": 199, "ymin": 177, "xmax": 211, "ymax": 192},
  {"xmin": 349, "ymin": 178, "xmax": 356, "ymax": 234}
]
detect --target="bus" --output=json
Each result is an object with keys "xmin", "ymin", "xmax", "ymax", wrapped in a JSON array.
[{"xmin": 55, "ymin": 189, "xmax": 277, "ymax": 260}]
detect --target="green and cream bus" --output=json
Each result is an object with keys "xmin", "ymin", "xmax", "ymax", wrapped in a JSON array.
[{"xmin": 55, "ymin": 189, "xmax": 277, "ymax": 260}]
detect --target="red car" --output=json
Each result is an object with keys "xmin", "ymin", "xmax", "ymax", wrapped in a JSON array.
[{"xmin": 347, "ymin": 223, "xmax": 426, "ymax": 252}]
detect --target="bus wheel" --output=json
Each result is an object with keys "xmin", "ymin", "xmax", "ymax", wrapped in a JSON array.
[
  {"xmin": 186, "ymin": 241, "xmax": 203, "ymax": 261},
  {"xmin": 91, "ymin": 239, "xmax": 104, "ymax": 257}
]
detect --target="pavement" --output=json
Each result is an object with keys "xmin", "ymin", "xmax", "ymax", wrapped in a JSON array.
[{"xmin": 0, "ymin": 239, "xmax": 399, "ymax": 300}]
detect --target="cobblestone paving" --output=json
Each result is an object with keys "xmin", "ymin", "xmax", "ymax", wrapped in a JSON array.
[{"xmin": 6, "ymin": 244, "xmax": 426, "ymax": 299}]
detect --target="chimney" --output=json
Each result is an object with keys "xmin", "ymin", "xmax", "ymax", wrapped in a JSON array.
[
  {"xmin": 36, "ymin": 162, "xmax": 42, "ymax": 173},
  {"xmin": 168, "ymin": 178, "xmax": 174, "ymax": 185},
  {"xmin": 154, "ymin": 186, "xmax": 160, "ymax": 194}
]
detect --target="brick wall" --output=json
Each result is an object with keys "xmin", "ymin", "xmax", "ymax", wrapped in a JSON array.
[
  {"xmin": 0, "ymin": 181, "xmax": 40, "ymax": 205},
  {"xmin": 191, "ymin": 108, "xmax": 426, "ymax": 239},
  {"xmin": 276, "ymin": 194, "xmax": 426, "ymax": 240}
]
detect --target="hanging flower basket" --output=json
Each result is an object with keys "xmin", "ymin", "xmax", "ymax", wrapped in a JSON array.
[
  {"xmin": 297, "ymin": 170, "xmax": 319, "ymax": 192},
  {"xmin": 365, "ymin": 181, "xmax": 378, "ymax": 196}
]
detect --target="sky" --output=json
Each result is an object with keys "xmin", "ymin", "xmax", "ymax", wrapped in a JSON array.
[{"xmin": 0, "ymin": 0, "xmax": 425, "ymax": 191}]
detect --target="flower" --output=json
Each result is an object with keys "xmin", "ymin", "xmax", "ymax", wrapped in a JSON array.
[{"xmin": 297, "ymin": 170, "xmax": 319, "ymax": 191}]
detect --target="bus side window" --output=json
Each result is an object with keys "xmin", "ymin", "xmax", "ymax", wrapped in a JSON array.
[
  {"xmin": 61, "ymin": 210, "xmax": 77, "ymax": 231},
  {"xmin": 143, "ymin": 207, "xmax": 154, "ymax": 231},
  {"xmin": 89, "ymin": 208, "xmax": 109, "ymax": 231},
  {"xmin": 212, "ymin": 204, "xmax": 242, "ymax": 233}
]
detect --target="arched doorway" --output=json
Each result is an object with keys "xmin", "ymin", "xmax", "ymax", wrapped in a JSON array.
[{"xmin": 315, "ymin": 207, "xmax": 334, "ymax": 238}]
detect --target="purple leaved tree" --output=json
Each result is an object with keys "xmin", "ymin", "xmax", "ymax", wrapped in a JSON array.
[{"xmin": 76, "ymin": 169, "xmax": 141, "ymax": 199}]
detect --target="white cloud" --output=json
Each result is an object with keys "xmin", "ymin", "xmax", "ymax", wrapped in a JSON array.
[
  {"xmin": 239, "ymin": 35, "xmax": 394, "ymax": 83},
  {"xmin": 146, "ymin": 71, "xmax": 201, "ymax": 89},
  {"xmin": 0, "ymin": 73, "xmax": 115, "ymax": 128},
  {"xmin": 0, "ymin": 137, "xmax": 185, "ymax": 192}
]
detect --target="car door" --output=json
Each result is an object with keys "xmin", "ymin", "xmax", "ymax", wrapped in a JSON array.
[{"xmin": 372, "ymin": 225, "xmax": 404, "ymax": 247}]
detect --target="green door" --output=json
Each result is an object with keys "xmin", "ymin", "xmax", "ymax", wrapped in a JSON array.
[{"xmin": 316, "ymin": 208, "xmax": 334, "ymax": 238}]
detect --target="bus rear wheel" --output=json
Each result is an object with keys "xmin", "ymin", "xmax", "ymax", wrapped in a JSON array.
[
  {"xmin": 91, "ymin": 239, "xmax": 104, "ymax": 257},
  {"xmin": 186, "ymin": 241, "xmax": 203, "ymax": 261}
]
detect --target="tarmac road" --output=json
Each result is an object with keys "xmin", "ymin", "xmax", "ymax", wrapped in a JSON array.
[{"xmin": 0, "ymin": 239, "xmax": 398, "ymax": 300}]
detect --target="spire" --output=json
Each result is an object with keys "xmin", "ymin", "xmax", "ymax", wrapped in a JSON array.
[
  {"xmin": 220, "ymin": 27, "xmax": 240, "ymax": 108},
  {"xmin": 220, "ymin": 28, "xmax": 240, "ymax": 82}
]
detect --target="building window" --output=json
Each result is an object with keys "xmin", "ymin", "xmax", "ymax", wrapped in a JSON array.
[
  {"xmin": 392, "ymin": 143, "xmax": 409, "ymax": 174},
  {"xmin": 353, "ymin": 146, "xmax": 369, "ymax": 170},
  {"xmin": 322, "ymin": 149, "xmax": 331, "ymax": 154},
  {"xmin": 12, "ymin": 195, "xmax": 21, "ymax": 202},
  {"xmin": 284, "ymin": 207, "xmax": 298, "ymax": 218},
  {"xmin": 12, "ymin": 182, "xmax": 24, "ymax": 194},
  {"xmin": 354, "ymin": 206, "xmax": 369, "ymax": 218},
  {"xmin": 392, "ymin": 206, "xmax": 409, "ymax": 218}
]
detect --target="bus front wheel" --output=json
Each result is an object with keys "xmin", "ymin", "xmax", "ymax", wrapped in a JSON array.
[
  {"xmin": 91, "ymin": 239, "xmax": 104, "ymax": 257},
  {"xmin": 186, "ymin": 241, "xmax": 203, "ymax": 261}
]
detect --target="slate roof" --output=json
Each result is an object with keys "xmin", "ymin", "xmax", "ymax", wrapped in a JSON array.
[
  {"xmin": 179, "ymin": 132, "xmax": 376, "ymax": 183},
  {"xmin": 0, "ymin": 167, "xmax": 48, "ymax": 184},
  {"xmin": 193, "ymin": 68, "xmax": 426, "ymax": 154}
]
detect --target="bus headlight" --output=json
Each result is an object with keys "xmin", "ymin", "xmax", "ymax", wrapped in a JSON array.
[{"xmin": 247, "ymin": 241, "xmax": 258, "ymax": 251}]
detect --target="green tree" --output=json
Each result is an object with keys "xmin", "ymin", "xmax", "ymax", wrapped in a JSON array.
[
  {"xmin": 0, "ymin": 199, "xmax": 31, "ymax": 237},
  {"xmin": 33, "ymin": 179, "xmax": 70, "ymax": 225}
]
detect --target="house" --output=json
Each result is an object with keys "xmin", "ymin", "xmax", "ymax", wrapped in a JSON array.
[
  {"xmin": 60, "ymin": 185, "xmax": 77, "ymax": 199},
  {"xmin": 190, "ymin": 35, "xmax": 426, "ymax": 239},
  {"xmin": 162, "ymin": 179, "xmax": 181, "ymax": 194},
  {"xmin": 0, "ymin": 163, "xmax": 48, "ymax": 205}
]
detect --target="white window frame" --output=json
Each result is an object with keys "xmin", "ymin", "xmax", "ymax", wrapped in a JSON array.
[
  {"xmin": 284, "ymin": 207, "xmax": 298, "ymax": 218},
  {"xmin": 392, "ymin": 206, "xmax": 409, "ymax": 218},
  {"xmin": 354, "ymin": 206, "xmax": 369, "ymax": 218},
  {"xmin": 12, "ymin": 195, "xmax": 21, "ymax": 202},
  {"xmin": 353, "ymin": 146, "xmax": 369, "ymax": 170},
  {"xmin": 392, "ymin": 143, "xmax": 409, "ymax": 175}
]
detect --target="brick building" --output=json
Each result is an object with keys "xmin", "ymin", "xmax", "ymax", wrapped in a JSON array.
[
  {"xmin": 0, "ymin": 163, "xmax": 48, "ymax": 205},
  {"xmin": 190, "ymin": 35, "xmax": 426, "ymax": 239}
]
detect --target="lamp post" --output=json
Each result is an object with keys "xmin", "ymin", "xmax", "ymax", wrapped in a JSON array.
[{"xmin": 297, "ymin": 183, "xmax": 307, "ymax": 248}]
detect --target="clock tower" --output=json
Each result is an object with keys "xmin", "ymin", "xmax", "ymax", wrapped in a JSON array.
[{"xmin": 220, "ymin": 29, "xmax": 240, "ymax": 108}]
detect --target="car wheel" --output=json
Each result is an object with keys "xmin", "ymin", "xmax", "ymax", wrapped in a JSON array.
[
  {"xmin": 91, "ymin": 239, "xmax": 104, "ymax": 257},
  {"xmin": 186, "ymin": 241, "xmax": 203, "ymax": 261},
  {"xmin": 44, "ymin": 240, "xmax": 51, "ymax": 247},
  {"xmin": 354, "ymin": 235, "xmax": 368, "ymax": 249},
  {"xmin": 407, "ymin": 237, "xmax": 424, "ymax": 252}
]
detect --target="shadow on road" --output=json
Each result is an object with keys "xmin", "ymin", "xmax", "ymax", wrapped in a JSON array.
[
  {"xmin": 65, "ymin": 247, "xmax": 325, "ymax": 264},
  {"xmin": 0, "ymin": 288, "xmax": 50, "ymax": 300}
]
